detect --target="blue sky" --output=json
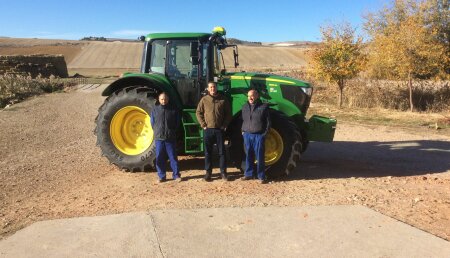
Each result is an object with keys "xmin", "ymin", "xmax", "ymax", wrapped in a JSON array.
[{"xmin": 0, "ymin": 0, "xmax": 387, "ymax": 42}]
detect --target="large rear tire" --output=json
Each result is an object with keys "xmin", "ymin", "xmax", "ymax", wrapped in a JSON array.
[
  {"xmin": 94, "ymin": 87, "xmax": 157, "ymax": 172},
  {"xmin": 229, "ymin": 110, "xmax": 303, "ymax": 178}
]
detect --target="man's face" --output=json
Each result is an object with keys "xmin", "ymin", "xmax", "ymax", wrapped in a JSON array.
[
  {"xmin": 159, "ymin": 94, "xmax": 169, "ymax": 105},
  {"xmin": 207, "ymin": 83, "xmax": 217, "ymax": 96},
  {"xmin": 247, "ymin": 90, "xmax": 259, "ymax": 104}
]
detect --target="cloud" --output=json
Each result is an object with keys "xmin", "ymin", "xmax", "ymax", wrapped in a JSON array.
[{"xmin": 112, "ymin": 30, "xmax": 155, "ymax": 37}]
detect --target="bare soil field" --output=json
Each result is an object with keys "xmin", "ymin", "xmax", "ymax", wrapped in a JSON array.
[
  {"xmin": 0, "ymin": 38, "xmax": 310, "ymax": 76},
  {"xmin": 0, "ymin": 38, "xmax": 84, "ymax": 64},
  {"xmin": 68, "ymin": 41, "xmax": 142, "ymax": 69},
  {"xmin": 0, "ymin": 84, "xmax": 449, "ymax": 241},
  {"xmin": 222, "ymin": 45, "xmax": 309, "ymax": 70}
]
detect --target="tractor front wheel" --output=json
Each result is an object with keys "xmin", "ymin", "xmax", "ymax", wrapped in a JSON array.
[{"xmin": 94, "ymin": 87, "xmax": 156, "ymax": 172}]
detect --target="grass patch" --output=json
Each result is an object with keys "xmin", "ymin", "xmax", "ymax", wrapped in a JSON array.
[
  {"xmin": 308, "ymin": 102, "xmax": 450, "ymax": 136},
  {"xmin": 282, "ymin": 70, "xmax": 450, "ymax": 113},
  {"xmin": 0, "ymin": 75, "xmax": 79, "ymax": 108}
]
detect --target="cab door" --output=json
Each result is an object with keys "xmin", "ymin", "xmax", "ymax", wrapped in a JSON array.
[{"xmin": 166, "ymin": 40, "xmax": 204, "ymax": 108}]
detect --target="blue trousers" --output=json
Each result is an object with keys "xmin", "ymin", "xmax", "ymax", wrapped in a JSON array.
[
  {"xmin": 155, "ymin": 140, "xmax": 180, "ymax": 179},
  {"xmin": 243, "ymin": 132, "xmax": 265, "ymax": 180}
]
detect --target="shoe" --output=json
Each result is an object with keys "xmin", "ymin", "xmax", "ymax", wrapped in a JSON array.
[
  {"xmin": 203, "ymin": 174, "xmax": 212, "ymax": 182},
  {"xmin": 173, "ymin": 173, "xmax": 182, "ymax": 182},
  {"xmin": 158, "ymin": 178, "xmax": 166, "ymax": 183},
  {"xmin": 260, "ymin": 179, "xmax": 268, "ymax": 184},
  {"xmin": 221, "ymin": 174, "xmax": 230, "ymax": 181},
  {"xmin": 240, "ymin": 176, "xmax": 253, "ymax": 181}
]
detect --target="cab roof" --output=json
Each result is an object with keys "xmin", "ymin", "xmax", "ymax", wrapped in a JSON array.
[{"xmin": 145, "ymin": 32, "xmax": 211, "ymax": 41}]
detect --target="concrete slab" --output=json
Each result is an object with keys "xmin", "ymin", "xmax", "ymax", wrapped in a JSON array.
[
  {"xmin": 0, "ymin": 206, "xmax": 449, "ymax": 258},
  {"xmin": 0, "ymin": 212, "xmax": 162, "ymax": 258}
]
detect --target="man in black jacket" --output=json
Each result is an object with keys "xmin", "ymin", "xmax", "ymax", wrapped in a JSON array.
[
  {"xmin": 241, "ymin": 89, "xmax": 270, "ymax": 184},
  {"xmin": 150, "ymin": 92, "xmax": 181, "ymax": 183}
]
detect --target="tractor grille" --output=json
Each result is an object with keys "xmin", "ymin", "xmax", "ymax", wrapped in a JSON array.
[{"xmin": 280, "ymin": 85, "xmax": 311, "ymax": 114}]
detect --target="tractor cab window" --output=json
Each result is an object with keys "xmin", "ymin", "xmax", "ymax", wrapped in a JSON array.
[
  {"xmin": 167, "ymin": 40, "xmax": 197, "ymax": 78},
  {"xmin": 202, "ymin": 42, "xmax": 209, "ymax": 77},
  {"xmin": 150, "ymin": 40, "xmax": 166, "ymax": 74},
  {"xmin": 213, "ymin": 44, "xmax": 222, "ymax": 76}
]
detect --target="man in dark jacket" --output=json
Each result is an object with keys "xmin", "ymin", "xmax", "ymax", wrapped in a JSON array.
[
  {"xmin": 196, "ymin": 82, "xmax": 232, "ymax": 182},
  {"xmin": 241, "ymin": 89, "xmax": 270, "ymax": 184},
  {"xmin": 150, "ymin": 92, "xmax": 181, "ymax": 183}
]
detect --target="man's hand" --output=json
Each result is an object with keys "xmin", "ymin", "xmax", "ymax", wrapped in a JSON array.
[{"xmin": 203, "ymin": 127, "xmax": 207, "ymax": 130}]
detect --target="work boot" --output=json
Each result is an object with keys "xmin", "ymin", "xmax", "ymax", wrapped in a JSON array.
[
  {"xmin": 221, "ymin": 173, "xmax": 230, "ymax": 181},
  {"xmin": 259, "ymin": 178, "xmax": 268, "ymax": 184},
  {"xmin": 158, "ymin": 177, "xmax": 166, "ymax": 183},
  {"xmin": 203, "ymin": 174, "xmax": 212, "ymax": 182},
  {"xmin": 173, "ymin": 174, "xmax": 182, "ymax": 182},
  {"xmin": 240, "ymin": 176, "xmax": 253, "ymax": 181}
]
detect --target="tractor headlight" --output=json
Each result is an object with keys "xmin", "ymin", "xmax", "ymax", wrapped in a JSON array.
[
  {"xmin": 280, "ymin": 85, "xmax": 312, "ymax": 114},
  {"xmin": 301, "ymin": 87, "xmax": 313, "ymax": 97}
]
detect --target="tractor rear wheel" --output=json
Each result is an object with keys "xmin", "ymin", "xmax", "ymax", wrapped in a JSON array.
[
  {"xmin": 94, "ymin": 87, "xmax": 156, "ymax": 172},
  {"xmin": 230, "ymin": 110, "xmax": 303, "ymax": 179}
]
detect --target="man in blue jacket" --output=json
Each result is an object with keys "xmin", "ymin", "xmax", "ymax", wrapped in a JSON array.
[
  {"xmin": 241, "ymin": 89, "xmax": 270, "ymax": 184},
  {"xmin": 150, "ymin": 92, "xmax": 181, "ymax": 183}
]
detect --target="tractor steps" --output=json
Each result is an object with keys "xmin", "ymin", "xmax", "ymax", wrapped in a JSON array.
[{"xmin": 182, "ymin": 109, "xmax": 203, "ymax": 154}]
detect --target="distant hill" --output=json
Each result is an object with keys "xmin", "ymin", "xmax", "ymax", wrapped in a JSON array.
[
  {"xmin": 227, "ymin": 38, "xmax": 262, "ymax": 46},
  {"xmin": 0, "ymin": 37, "xmax": 313, "ymax": 76},
  {"xmin": 80, "ymin": 36, "xmax": 140, "ymax": 42},
  {"xmin": 263, "ymin": 41, "xmax": 319, "ymax": 47}
]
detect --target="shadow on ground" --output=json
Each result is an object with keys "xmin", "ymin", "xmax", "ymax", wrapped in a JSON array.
[
  {"xmin": 177, "ymin": 157, "xmax": 242, "ymax": 181},
  {"xmin": 295, "ymin": 140, "xmax": 450, "ymax": 180},
  {"xmin": 170, "ymin": 140, "xmax": 449, "ymax": 181}
]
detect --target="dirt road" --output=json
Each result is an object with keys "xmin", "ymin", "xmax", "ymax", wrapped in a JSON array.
[{"xmin": 1, "ymin": 84, "xmax": 449, "ymax": 241}]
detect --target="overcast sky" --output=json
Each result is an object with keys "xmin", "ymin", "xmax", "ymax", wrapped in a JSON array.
[{"xmin": 0, "ymin": 0, "xmax": 387, "ymax": 42}]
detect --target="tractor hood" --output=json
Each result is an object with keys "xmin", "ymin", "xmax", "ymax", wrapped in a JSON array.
[
  {"xmin": 224, "ymin": 72, "xmax": 311, "ymax": 89},
  {"xmin": 223, "ymin": 72, "xmax": 314, "ymax": 118}
]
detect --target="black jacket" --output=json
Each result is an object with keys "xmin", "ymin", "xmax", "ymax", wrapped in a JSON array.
[
  {"xmin": 150, "ymin": 104, "xmax": 180, "ymax": 141},
  {"xmin": 241, "ymin": 101, "xmax": 270, "ymax": 135}
]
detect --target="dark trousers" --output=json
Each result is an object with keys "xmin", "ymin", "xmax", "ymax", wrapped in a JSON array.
[
  {"xmin": 243, "ymin": 132, "xmax": 266, "ymax": 180},
  {"xmin": 204, "ymin": 128, "xmax": 226, "ymax": 175},
  {"xmin": 155, "ymin": 140, "xmax": 180, "ymax": 179}
]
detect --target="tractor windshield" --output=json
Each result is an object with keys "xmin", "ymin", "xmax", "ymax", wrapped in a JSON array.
[
  {"xmin": 167, "ymin": 40, "xmax": 197, "ymax": 78},
  {"xmin": 149, "ymin": 40, "xmax": 166, "ymax": 74}
]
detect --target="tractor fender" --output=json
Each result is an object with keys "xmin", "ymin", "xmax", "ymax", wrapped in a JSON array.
[{"xmin": 101, "ymin": 75, "xmax": 182, "ymax": 109}]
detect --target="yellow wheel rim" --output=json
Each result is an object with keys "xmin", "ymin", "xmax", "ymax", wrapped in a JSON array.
[
  {"xmin": 110, "ymin": 106, "xmax": 153, "ymax": 155},
  {"xmin": 265, "ymin": 128, "xmax": 283, "ymax": 165}
]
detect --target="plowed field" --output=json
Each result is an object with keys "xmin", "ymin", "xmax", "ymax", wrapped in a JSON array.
[{"xmin": 0, "ymin": 38, "xmax": 309, "ymax": 76}]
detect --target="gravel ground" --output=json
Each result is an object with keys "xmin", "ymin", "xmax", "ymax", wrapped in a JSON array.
[{"xmin": 1, "ymin": 84, "xmax": 449, "ymax": 241}]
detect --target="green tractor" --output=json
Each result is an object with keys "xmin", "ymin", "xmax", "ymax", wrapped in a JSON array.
[{"xmin": 95, "ymin": 27, "xmax": 336, "ymax": 178}]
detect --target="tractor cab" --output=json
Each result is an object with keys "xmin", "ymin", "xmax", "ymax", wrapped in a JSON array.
[{"xmin": 140, "ymin": 27, "xmax": 238, "ymax": 108}]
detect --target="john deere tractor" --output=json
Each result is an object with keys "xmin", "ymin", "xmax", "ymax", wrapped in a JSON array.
[{"xmin": 95, "ymin": 27, "xmax": 336, "ymax": 178}]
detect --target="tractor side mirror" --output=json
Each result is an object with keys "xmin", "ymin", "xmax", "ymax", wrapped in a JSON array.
[{"xmin": 190, "ymin": 42, "xmax": 199, "ymax": 65}]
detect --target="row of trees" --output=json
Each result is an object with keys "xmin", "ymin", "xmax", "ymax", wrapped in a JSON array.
[{"xmin": 310, "ymin": 0, "xmax": 449, "ymax": 111}]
